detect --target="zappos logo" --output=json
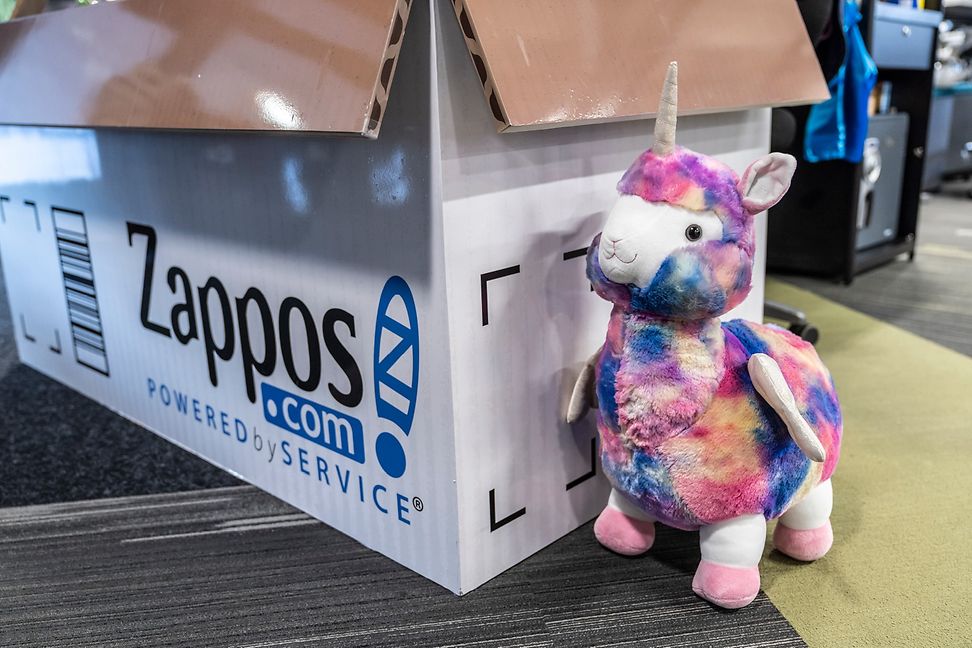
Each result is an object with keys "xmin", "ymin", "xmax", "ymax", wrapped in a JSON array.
[
  {"xmin": 127, "ymin": 223, "xmax": 419, "ymax": 480},
  {"xmin": 372, "ymin": 276, "xmax": 419, "ymax": 478},
  {"xmin": 258, "ymin": 275, "xmax": 419, "ymax": 479}
]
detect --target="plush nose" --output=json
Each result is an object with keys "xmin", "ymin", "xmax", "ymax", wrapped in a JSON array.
[
  {"xmin": 602, "ymin": 237, "xmax": 618, "ymax": 256},
  {"xmin": 603, "ymin": 236, "xmax": 626, "ymax": 255}
]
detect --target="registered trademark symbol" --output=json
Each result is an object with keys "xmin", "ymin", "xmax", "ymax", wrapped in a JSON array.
[{"xmin": 412, "ymin": 496, "xmax": 424, "ymax": 512}]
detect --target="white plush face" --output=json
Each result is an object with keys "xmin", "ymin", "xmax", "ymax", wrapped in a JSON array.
[{"xmin": 597, "ymin": 196, "xmax": 724, "ymax": 288}]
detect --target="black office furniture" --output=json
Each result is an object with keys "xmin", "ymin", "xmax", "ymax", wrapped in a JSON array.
[{"xmin": 768, "ymin": 1, "xmax": 943, "ymax": 283}]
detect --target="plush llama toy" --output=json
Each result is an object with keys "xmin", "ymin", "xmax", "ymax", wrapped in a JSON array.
[{"xmin": 567, "ymin": 62, "xmax": 842, "ymax": 609}]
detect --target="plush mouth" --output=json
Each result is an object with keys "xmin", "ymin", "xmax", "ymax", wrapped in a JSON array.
[{"xmin": 603, "ymin": 247, "xmax": 638, "ymax": 264}]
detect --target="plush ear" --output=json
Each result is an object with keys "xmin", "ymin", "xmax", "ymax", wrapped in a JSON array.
[{"xmin": 738, "ymin": 153, "xmax": 797, "ymax": 213}]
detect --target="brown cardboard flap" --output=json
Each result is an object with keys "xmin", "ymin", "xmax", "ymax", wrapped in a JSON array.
[
  {"xmin": 0, "ymin": 0, "xmax": 411, "ymax": 136},
  {"xmin": 452, "ymin": 0, "xmax": 830, "ymax": 132}
]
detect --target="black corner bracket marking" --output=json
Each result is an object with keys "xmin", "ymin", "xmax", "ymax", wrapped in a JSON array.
[
  {"xmin": 0, "ymin": 195, "xmax": 9, "ymax": 224},
  {"xmin": 19, "ymin": 314, "xmax": 36, "ymax": 343},
  {"xmin": 50, "ymin": 329, "xmax": 62, "ymax": 354},
  {"xmin": 480, "ymin": 265, "xmax": 520, "ymax": 326},
  {"xmin": 566, "ymin": 437, "xmax": 598, "ymax": 491},
  {"xmin": 23, "ymin": 200, "xmax": 40, "ymax": 231},
  {"xmin": 489, "ymin": 488, "xmax": 526, "ymax": 532},
  {"xmin": 563, "ymin": 247, "xmax": 594, "ymax": 291}
]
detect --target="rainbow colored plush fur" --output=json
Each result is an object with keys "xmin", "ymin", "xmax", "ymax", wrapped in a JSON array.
[
  {"xmin": 570, "ymin": 62, "xmax": 843, "ymax": 609},
  {"xmin": 587, "ymin": 270, "xmax": 842, "ymax": 529},
  {"xmin": 607, "ymin": 147, "xmax": 755, "ymax": 320},
  {"xmin": 588, "ymin": 147, "xmax": 842, "ymax": 529}
]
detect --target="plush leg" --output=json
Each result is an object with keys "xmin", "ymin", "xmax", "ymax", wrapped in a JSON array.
[
  {"xmin": 693, "ymin": 514, "xmax": 766, "ymax": 609},
  {"xmin": 774, "ymin": 479, "xmax": 834, "ymax": 561},
  {"xmin": 593, "ymin": 488, "xmax": 656, "ymax": 556}
]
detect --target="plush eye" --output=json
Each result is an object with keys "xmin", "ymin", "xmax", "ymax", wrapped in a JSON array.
[{"xmin": 685, "ymin": 224, "xmax": 703, "ymax": 242}]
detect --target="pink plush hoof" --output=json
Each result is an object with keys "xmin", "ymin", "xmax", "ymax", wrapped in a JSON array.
[
  {"xmin": 692, "ymin": 560, "xmax": 760, "ymax": 609},
  {"xmin": 774, "ymin": 520, "xmax": 833, "ymax": 561},
  {"xmin": 593, "ymin": 506, "xmax": 655, "ymax": 556}
]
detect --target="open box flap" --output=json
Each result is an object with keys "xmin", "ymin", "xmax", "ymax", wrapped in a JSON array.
[
  {"xmin": 451, "ymin": 0, "xmax": 831, "ymax": 132},
  {"xmin": 0, "ymin": 0, "xmax": 412, "ymax": 136}
]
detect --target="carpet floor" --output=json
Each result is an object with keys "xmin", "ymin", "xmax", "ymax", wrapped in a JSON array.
[
  {"xmin": 0, "ymin": 265, "xmax": 241, "ymax": 508},
  {"xmin": 762, "ymin": 280, "xmax": 972, "ymax": 647},
  {"xmin": 783, "ymin": 182, "xmax": 972, "ymax": 358},
  {"xmin": 0, "ymin": 486, "xmax": 804, "ymax": 648}
]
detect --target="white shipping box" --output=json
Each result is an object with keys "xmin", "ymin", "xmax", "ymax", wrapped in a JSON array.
[{"xmin": 0, "ymin": 0, "xmax": 823, "ymax": 593}]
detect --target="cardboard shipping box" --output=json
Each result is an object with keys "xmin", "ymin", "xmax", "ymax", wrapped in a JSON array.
[{"xmin": 0, "ymin": 0, "xmax": 826, "ymax": 593}]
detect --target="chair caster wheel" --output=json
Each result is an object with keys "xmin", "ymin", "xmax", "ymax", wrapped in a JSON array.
[{"xmin": 789, "ymin": 322, "xmax": 819, "ymax": 345}]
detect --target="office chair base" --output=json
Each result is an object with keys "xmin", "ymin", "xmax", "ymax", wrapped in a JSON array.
[{"xmin": 765, "ymin": 300, "xmax": 820, "ymax": 345}]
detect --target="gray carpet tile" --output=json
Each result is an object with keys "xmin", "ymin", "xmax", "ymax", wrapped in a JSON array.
[
  {"xmin": 0, "ymin": 486, "xmax": 806, "ymax": 648},
  {"xmin": 0, "ymin": 266, "xmax": 241, "ymax": 507}
]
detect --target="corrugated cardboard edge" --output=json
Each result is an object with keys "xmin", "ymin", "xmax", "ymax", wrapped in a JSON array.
[
  {"xmin": 365, "ymin": 0, "xmax": 414, "ymax": 138},
  {"xmin": 448, "ymin": 0, "xmax": 511, "ymax": 133}
]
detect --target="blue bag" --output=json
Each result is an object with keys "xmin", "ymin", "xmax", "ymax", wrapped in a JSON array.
[{"xmin": 805, "ymin": 0, "xmax": 878, "ymax": 163}]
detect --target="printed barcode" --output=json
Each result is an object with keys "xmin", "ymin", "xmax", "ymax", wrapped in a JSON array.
[{"xmin": 53, "ymin": 207, "xmax": 109, "ymax": 376}]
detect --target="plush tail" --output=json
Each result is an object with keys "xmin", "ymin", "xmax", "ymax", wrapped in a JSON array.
[
  {"xmin": 747, "ymin": 353, "xmax": 826, "ymax": 462},
  {"xmin": 566, "ymin": 346, "xmax": 602, "ymax": 424}
]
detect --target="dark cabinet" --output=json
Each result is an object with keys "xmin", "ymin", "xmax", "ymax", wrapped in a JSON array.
[
  {"xmin": 857, "ymin": 113, "xmax": 909, "ymax": 250},
  {"xmin": 768, "ymin": 1, "xmax": 942, "ymax": 283}
]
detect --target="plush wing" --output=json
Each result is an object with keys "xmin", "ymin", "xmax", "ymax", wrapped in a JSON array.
[
  {"xmin": 566, "ymin": 347, "xmax": 602, "ymax": 424},
  {"xmin": 748, "ymin": 353, "xmax": 826, "ymax": 462}
]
